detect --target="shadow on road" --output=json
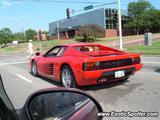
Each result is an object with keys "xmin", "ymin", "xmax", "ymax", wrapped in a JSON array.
[
  {"xmin": 29, "ymin": 71, "xmax": 132, "ymax": 91},
  {"xmin": 155, "ymin": 68, "xmax": 160, "ymax": 73},
  {"xmin": 29, "ymin": 72, "xmax": 61, "ymax": 87},
  {"xmin": 79, "ymin": 80, "xmax": 129, "ymax": 91},
  {"xmin": 39, "ymin": 76, "xmax": 61, "ymax": 87}
]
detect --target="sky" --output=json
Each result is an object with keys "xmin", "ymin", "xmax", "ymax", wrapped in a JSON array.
[{"xmin": 0, "ymin": 0, "xmax": 159, "ymax": 32}]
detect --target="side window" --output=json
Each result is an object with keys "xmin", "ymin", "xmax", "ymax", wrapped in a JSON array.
[
  {"xmin": 57, "ymin": 47, "xmax": 66, "ymax": 56},
  {"xmin": 46, "ymin": 46, "xmax": 66, "ymax": 57},
  {"xmin": 46, "ymin": 47, "xmax": 61, "ymax": 57}
]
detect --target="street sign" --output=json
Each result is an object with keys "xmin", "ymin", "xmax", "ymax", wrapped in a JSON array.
[{"xmin": 84, "ymin": 5, "xmax": 93, "ymax": 11}]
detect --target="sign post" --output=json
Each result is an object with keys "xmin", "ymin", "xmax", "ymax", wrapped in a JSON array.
[
  {"xmin": 117, "ymin": 0, "xmax": 123, "ymax": 50},
  {"xmin": 57, "ymin": 21, "xmax": 60, "ymax": 40}
]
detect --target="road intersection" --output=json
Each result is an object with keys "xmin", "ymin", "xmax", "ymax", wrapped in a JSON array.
[{"xmin": 0, "ymin": 54, "xmax": 160, "ymax": 120}]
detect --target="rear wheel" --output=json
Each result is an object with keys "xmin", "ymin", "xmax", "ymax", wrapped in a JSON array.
[
  {"xmin": 31, "ymin": 61, "xmax": 38, "ymax": 77},
  {"xmin": 60, "ymin": 65, "xmax": 76, "ymax": 88}
]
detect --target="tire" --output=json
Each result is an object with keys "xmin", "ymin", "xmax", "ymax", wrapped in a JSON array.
[
  {"xmin": 31, "ymin": 61, "xmax": 39, "ymax": 77},
  {"xmin": 60, "ymin": 65, "xmax": 76, "ymax": 88}
]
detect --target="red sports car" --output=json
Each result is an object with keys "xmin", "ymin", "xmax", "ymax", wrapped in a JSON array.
[{"xmin": 30, "ymin": 43, "xmax": 143, "ymax": 88}]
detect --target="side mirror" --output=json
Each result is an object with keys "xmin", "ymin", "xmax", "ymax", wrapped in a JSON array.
[
  {"xmin": 26, "ymin": 88, "xmax": 103, "ymax": 120},
  {"xmin": 35, "ymin": 52, "xmax": 42, "ymax": 56}
]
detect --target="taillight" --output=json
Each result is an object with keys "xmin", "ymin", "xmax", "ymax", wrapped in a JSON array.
[
  {"xmin": 82, "ymin": 62, "xmax": 100, "ymax": 71},
  {"xmin": 132, "ymin": 57, "xmax": 141, "ymax": 64}
]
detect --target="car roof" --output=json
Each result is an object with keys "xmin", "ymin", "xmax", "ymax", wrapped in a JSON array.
[{"xmin": 60, "ymin": 43, "xmax": 101, "ymax": 47}]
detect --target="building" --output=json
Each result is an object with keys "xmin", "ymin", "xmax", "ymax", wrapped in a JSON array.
[
  {"xmin": 49, "ymin": 8, "xmax": 129, "ymax": 39},
  {"xmin": 36, "ymin": 29, "xmax": 48, "ymax": 40}
]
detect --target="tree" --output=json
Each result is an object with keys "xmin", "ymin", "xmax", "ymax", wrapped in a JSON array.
[
  {"xmin": 0, "ymin": 28, "xmax": 12, "ymax": 47},
  {"xmin": 128, "ymin": 0, "xmax": 153, "ymax": 18},
  {"xmin": 42, "ymin": 31, "xmax": 48, "ymax": 34},
  {"xmin": 147, "ymin": 9, "xmax": 160, "ymax": 31},
  {"xmin": 13, "ymin": 32, "xmax": 26, "ymax": 43},
  {"xmin": 125, "ymin": 0, "xmax": 154, "ymax": 34},
  {"xmin": 77, "ymin": 24, "xmax": 104, "ymax": 42},
  {"xmin": 25, "ymin": 29, "xmax": 37, "ymax": 40}
]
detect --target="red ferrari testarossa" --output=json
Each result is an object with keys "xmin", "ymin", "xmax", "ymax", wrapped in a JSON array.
[{"xmin": 30, "ymin": 43, "xmax": 143, "ymax": 88}]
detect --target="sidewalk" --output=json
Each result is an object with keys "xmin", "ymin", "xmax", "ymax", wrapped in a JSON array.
[{"xmin": 107, "ymin": 34, "xmax": 160, "ymax": 48}]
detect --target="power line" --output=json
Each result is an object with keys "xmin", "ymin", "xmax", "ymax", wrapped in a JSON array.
[
  {"xmin": 94, "ymin": 1, "xmax": 117, "ymax": 8},
  {"xmin": 10, "ymin": 0, "xmax": 106, "ymax": 4},
  {"xmin": 74, "ymin": 1, "xmax": 117, "ymax": 13}
]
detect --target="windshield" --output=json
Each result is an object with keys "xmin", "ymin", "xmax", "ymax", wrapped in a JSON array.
[{"xmin": 0, "ymin": 0, "xmax": 160, "ymax": 120}]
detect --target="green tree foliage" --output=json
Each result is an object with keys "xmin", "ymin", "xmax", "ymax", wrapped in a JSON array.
[
  {"xmin": 128, "ymin": 0, "xmax": 153, "ymax": 17},
  {"xmin": 0, "ymin": 28, "xmax": 12, "ymax": 47},
  {"xmin": 77, "ymin": 24, "xmax": 104, "ymax": 42},
  {"xmin": 25, "ymin": 29, "xmax": 37, "ymax": 40},
  {"xmin": 13, "ymin": 32, "xmax": 26, "ymax": 43},
  {"xmin": 147, "ymin": 9, "xmax": 160, "ymax": 31},
  {"xmin": 42, "ymin": 31, "xmax": 48, "ymax": 34},
  {"xmin": 125, "ymin": 0, "xmax": 160, "ymax": 34}
]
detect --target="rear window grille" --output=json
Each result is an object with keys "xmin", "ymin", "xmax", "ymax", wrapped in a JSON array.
[{"xmin": 100, "ymin": 58, "xmax": 132, "ymax": 69}]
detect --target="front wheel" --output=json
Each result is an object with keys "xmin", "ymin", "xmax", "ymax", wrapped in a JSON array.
[
  {"xmin": 31, "ymin": 61, "xmax": 38, "ymax": 77},
  {"xmin": 60, "ymin": 65, "xmax": 76, "ymax": 88}
]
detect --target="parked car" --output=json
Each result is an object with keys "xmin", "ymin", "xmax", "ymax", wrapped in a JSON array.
[
  {"xmin": 0, "ymin": 75, "xmax": 103, "ymax": 120},
  {"xmin": 30, "ymin": 43, "xmax": 143, "ymax": 87}
]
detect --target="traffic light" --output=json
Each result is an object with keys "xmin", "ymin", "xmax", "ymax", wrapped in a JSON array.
[
  {"xmin": 66, "ymin": 8, "xmax": 70, "ymax": 19},
  {"xmin": 113, "ymin": 12, "xmax": 118, "ymax": 29}
]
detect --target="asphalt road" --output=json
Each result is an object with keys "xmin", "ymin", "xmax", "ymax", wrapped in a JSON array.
[{"xmin": 0, "ymin": 54, "xmax": 160, "ymax": 120}]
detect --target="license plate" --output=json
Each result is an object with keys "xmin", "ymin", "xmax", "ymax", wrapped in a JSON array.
[{"xmin": 115, "ymin": 70, "xmax": 125, "ymax": 78}]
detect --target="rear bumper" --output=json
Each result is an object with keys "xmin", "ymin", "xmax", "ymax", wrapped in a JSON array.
[{"xmin": 77, "ymin": 63, "xmax": 143, "ymax": 86}]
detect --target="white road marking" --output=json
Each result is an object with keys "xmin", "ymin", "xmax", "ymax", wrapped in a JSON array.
[
  {"xmin": 0, "ymin": 61, "xmax": 28, "ymax": 66},
  {"xmin": 143, "ymin": 62, "xmax": 160, "ymax": 65},
  {"xmin": 0, "ymin": 55, "xmax": 10, "ymax": 57},
  {"xmin": 16, "ymin": 74, "xmax": 32, "ymax": 83}
]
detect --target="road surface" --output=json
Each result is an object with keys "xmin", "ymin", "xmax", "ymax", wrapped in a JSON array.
[{"xmin": 0, "ymin": 54, "xmax": 160, "ymax": 120}]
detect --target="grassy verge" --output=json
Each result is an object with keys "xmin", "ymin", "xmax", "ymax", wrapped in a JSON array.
[
  {"xmin": 126, "ymin": 40, "xmax": 160, "ymax": 55},
  {"xmin": 0, "ymin": 40, "xmax": 77, "ymax": 54},
  {"xmin": 0, "ymin": 37, "xmax": 114, "ymax": 53},
  {"xmin": 0, "ymin": 35, "xmax": 160, "ymax": 55}
]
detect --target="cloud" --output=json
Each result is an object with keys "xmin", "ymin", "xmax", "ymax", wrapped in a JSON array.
[
  {"xmin": 2, "ymin": 1, "xmax": 12, "ymax": 6},
  {"xmin": 13, "ymin": 1, "xmax": 21, "ymax": 4},
  {"xmin": 0, "ymin": 0, "xmax": 12, "ymax": 9},
  {"xmin": 0, "ymin": 0, "xmax": 21, "ymax": 9}
]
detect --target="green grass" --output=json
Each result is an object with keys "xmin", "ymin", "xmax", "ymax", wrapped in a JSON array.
[
  {"xmin": 0, "ymin": 39, "xmax": 77, "ymax": 54},
  {"xmin": 0, "ymin": 36, "xmax": 160, "ymax": 55},
  {"xmin": 126, "ymin": 40, "xmax": 160, "ymax": 55},
  {"xmin": 0, "ymin": 38, "xmax": 115, "ymax": 53}
]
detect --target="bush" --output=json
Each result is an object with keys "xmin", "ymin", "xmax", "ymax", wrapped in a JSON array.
[
  {"xmin": 75, "ymin": 36, "xmax": 96, "ymax": 42},
  {"xmin": 76, "ymin": 24, "xmax": 104, "ymax": 42}
]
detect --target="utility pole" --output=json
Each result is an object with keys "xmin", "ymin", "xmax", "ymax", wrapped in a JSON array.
[
  {"xmin": 57, "ymin": 20, "xmax": 60, "ymax": 40},
  {"xmin": 117, "ymin": 0, "xmax": 123, "ymax": 50},
  {"xmin": 39, "ymin": 29, "xmax": 42, "ymax": 51}
]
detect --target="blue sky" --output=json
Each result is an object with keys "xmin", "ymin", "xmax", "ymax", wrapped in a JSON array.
[{"xmin": 0, "ymin": 0, "xmax": 159, "ymax": 32}]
